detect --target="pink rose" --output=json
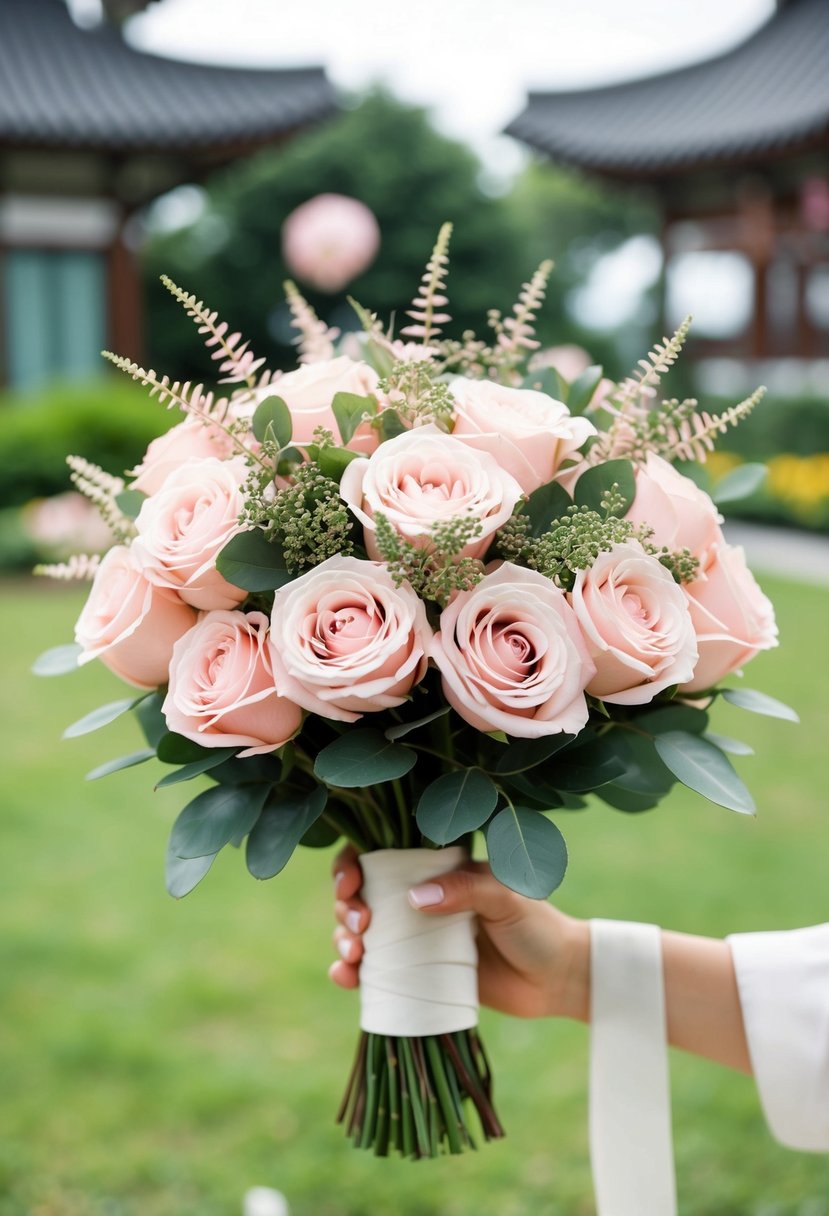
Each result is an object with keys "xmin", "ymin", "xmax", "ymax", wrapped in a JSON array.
[
  {"xmin": 680, "ymin": 542, "xmax": 778, "ymax": 693},
  {"xmin": 74, "ymin": 544, "xmax": 197, "ymax": 689},
  {"xmin": 269, "ymin": 556, "xmax": 430, "ymax": 722},
  {"xmin": 282, "ymin": 194, "xmax": 380, "ymax": 293},
  {"xmin": 430, "ymin": 563, "xmax": 595, "ymax": 738},
  {"xmin": 625, "ymin": 453, "xmax": 723, "ymax": 563},
  {"xmin": 569, "ymin": 542, "xmax": 698, "ymax": 705},
  {"xmin": 163, "ymin": 611, "xmax": 302, "ymax": 757},
  {"xmin": 131, "ymin": 457, "xmax": 248, "ymax": 611},
  {"xmin": 262, "ymin": 356, "xmax": 380, "ymax": 453},
  {"xmin": 450, "ymin": 377, "xmax": 595, "ymax": 494},
  {"xmin": 129, "ymin": 418, "xmax": 236, "ymax": 496},
  {"xmin": 340, "ymin": 425, "xmax": 522, "ymax": 562}
]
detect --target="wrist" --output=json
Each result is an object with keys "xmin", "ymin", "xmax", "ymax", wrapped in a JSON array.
[{"xmin": 548, "ymin": 914, "xmax": 591, "ymax": 1021}]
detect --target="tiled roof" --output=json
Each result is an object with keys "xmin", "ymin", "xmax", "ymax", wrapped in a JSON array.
[
  {"xmin": 505, "ymin": 0, "xmax": 829, "ymax": 178},
  {"xmin": 0, "ymin": 0, "xmax": 338, "ymax": 152}
]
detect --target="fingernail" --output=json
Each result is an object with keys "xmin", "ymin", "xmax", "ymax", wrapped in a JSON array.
[
  {"xmin": 327, "ymin": 961, "xmax": 340, "ymax": 980},
  {"xmin": 334, "ymin": 871, "xmax": 345, "ymax": 894},
  {"xmin": 337, "ymin": 937, "xmax": 352, "ymax": 960},
  {"xmin": 346, "ymin": 910, "xmax": 361, "ymax": 934},
  {"xmin": 408, "ymin": 882, "xmax": 444, "ymax": 909}
]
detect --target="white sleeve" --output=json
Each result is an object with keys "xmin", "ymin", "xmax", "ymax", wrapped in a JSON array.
[{"xmin": 727, "ymin": 923, "xmax": 829, "ymax": 1152}]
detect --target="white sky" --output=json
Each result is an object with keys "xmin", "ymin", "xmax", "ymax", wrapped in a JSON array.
[{"xmin": 125, "ymin": 0, "xmax": 776, "ymax": 181}]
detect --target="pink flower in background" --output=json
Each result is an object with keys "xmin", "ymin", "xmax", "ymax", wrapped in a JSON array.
[
  {"xmin": 530, "ymin": 344, "xmax": 592, "ymax": 383},
  {"xmin": 282, "ymin": 194, "xmax": 380, "ymax": 293},
  {"xmin": 340, "ymin": 425, "xmax": 522, "ymax": 561},
  {"xmin": 75, "ymin": 544, "xmax": 197, "ymax": 689},
  {"xmin": 680, "ymin": 542, "xmax": 778, "ymax": 693},
  {"xmin": 569, "ymin": 542, "xmax": 697, "ymax": 705},
  {"xmin": 260, "ymin": 356, "xmax": 380, "ymax": 453},
  {"xmin": 431, "ymin": 563, "xmax": 595, "ymax": 738},
  {"xmin": 131, "ymin": 457, "xmax": 248, "ymax": 611},
  {"xmin": 269, "ymin": 556, "xmax": 431, "ymax": 722},
  {"xmin": 450, "ymin": 377, "xmax": 595, "ymax": 494},
  {"xmin": 164, "ymin": 611, "xmax": 302, "ymax": 756},
  {"xmin": 129, "ymin": 418, "xmax": 236, "ymax": 496},
  {"xmin": 24, "ymin": 491, "xmax": 113, "ymax": 557}
]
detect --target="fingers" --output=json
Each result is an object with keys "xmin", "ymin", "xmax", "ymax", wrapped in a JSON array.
[
  {"xmin": 408, "ymin": 861, "xmax": 524, "ymax": 924},
  {"xmin": 331, "ymin": 846, "xmax": 367, "ymax": 990},
  {"xmin": 332, "ymin": 844, "xmax": 363, "ymax": 902},
  {"xmin": 328, "ymin": 958, "xmax": 360, "ymax": 989}
]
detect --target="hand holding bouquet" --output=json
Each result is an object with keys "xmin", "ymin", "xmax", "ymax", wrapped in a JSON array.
[{"xmin": 36, "ymin": 224, "xmax": 791, "ymax": 1159}]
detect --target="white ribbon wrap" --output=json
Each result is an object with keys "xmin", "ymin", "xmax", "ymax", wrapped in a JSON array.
[
  {"xmin": 358, "ymin": 847, "xmax": 479, "ymax": 1037},
  {"xmin": 589, "ymin": 919, "xmax": 677, "ymax": 1216}
]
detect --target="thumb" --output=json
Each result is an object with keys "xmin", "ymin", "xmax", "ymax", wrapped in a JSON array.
[{"xmin": 408, "ymin": 863, "xmax": 519, "ymax": 924}]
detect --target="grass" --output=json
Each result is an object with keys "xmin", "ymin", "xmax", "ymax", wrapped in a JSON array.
[{"xmin": 1, "ymin": 574, "xmax": 828, "ymax": 1216}]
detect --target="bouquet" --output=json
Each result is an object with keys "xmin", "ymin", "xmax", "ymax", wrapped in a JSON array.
[{"xmin": 35, "ymin": 223, "xmax": 791, "ymax": 1159}]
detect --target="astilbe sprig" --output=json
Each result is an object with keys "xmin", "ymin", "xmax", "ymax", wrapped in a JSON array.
[
  {"xmin": 284, "ymin": 279, "xmax": 340, "ymax": 364},
  {"xmin": 34, "ymin": 553, "xmax": 102, "ymax": 581},
  {"xmin": 160, "ymin": 275, "xmax": 267, "ymax": 388},
  {"xmin": 374, "ymin": 512, "xmax": 484, "ymax": 607},
  {"xmin": 401, "ymin": 221, "xmax": 453, "ymax": 347},
  {"xmin": 487, "ymin": 259, "xmax": 554, "ymax": 375},
  {"xmin": 66, "ymin": 456, "xmax": 134, "ymax": 543}
]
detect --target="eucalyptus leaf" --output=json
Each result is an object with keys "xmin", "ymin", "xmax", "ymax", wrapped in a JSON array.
[
  {"xmin": 378, "ymin": 409, "xmax": 407, "ymax": 442},
  {"xmin": 385, "ymin": 706, "xmax": 450, "ymax": 741},
  {"xmin": 596, "ymin": 783, "xmax": 661, "ymax": 813},
  {"xmin": 216, "ymin": 530, "xmax": 294, "ymax": 593},
  {"xmin": 32, "ymin": 642, "xmax": 82, "ymax": 677},
  {"xmin": 641, "ymin": 705, "xmax": 708, "ymax": 735},
  {"xmin": 246, "ymin": 785, "xmax": 328, "ymax": 879},
  {"xmin": 331, "ymin": 392, "xmax": 376, "ymax": 445},
  {"xmin": 85, "ymin": 749, "xmax": 157, "ymax": 781},
  {"xmin": 63, "ymin": 697, "xmax": 141, "ymax": 739},
  {"xmin": 602, "ymin": 731, "xmax": 675, "ymax": 797},
  {"xmin": 486, "ymin": 807, "xmax": 568, "ymax": 899},
  {"xmin": 654, "ymin": 731, "xmax": 755, "ymax": 814},
  {"xmin": 704, "ymin": 731, "xmax": 755, "ymax": 757},
  {"xmin": 115, "ymin": 488, "xmax": 147, "ymax": 519},
  {"xmin": 495, "ymin": 733, "xmax": 575, "ymax": 776},
  {"xmin": 712, "ymin": 463, "xmax": 767, "ymax": 505},
  {"xmin": 166, "ymin": 848, "xmax": 217, "ymax": 899},
  {"xmin": 547, "ymin": 738, "xmax": 628, "ymax": 791},
  {"xmin": 155, "ymin": 748, "xmax": 239, "ymax": 788},
  {"xmin": 573, "ymin": 459, "xmax": 635, "ymax": 516},
  {"xmin": 314, "ymin": 729, "xmax": 416, "ymax": 787},
  {"xmin": 416, "ymin": 768, "xmax": 498, "ymax": 845},
  {"xmin": 252, "ymin": 396, "xmax": 292, "ymax": 447},
  {"xmin": 170, "ymin": 783, "xmax": 271, "ymax": 859},
  {"xmin": 300, "ymin": 816, "xmax": 341, "ymax": 849},
  {"xmin": 500, "ymin": 771, "xmax": 564, "ymax": 811},
  {"xmin": 525, "ymin": 480, "xmax": 572, "ymax": 538},
  {"xmin": 720, "ymin": 687, "xmax": 799, "ymax": 722},
  {"xmin": 156, "ymin": 733, "xmax": 212, "ymax": 765},
  {"xmin": 136, "ymin": 692, "xmax": 167, "ymax": 748},
  {"xmin": 567, "ymin": 365, "xmax": 603, "ymax": 414},
  {"xmin": 317, "ymin": 445, "xmax": 361, "ymax": 481}
]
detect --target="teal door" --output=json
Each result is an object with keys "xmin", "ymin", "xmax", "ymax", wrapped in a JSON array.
[{"xmin": 4, "ymin": 249, "xmax": 107, "ymax": 391}]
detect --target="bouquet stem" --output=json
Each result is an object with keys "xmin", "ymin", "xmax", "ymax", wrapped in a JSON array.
[{"xmin": 338, "ymin": 1029, "xmax": 505, "ymax": 1158}]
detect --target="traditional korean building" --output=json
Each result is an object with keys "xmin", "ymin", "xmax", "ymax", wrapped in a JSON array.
[
  {"xmin": 0, "ymin": 0, "xmax": 337, "ymax": 390},
  {"xmin": 506, "ymin": 0, "xmax": 829, "ymax": 363}
]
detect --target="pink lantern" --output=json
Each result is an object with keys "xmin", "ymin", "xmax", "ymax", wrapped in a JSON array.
[{"xmin": 282, "ymin": 194, "xmax": 380, "ymax": 293}]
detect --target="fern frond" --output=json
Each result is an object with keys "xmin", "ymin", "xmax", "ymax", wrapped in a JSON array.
[
  {"xmin": 284, "ymin": 280, "xmax": 339, "ymax": 363},
  {"xmin": 611, "ymin": 316, "xmax": 692, "ymax": 416},
  {"xmin": 492, "ymin": 260, "xmax": 554, "ymax": 366},
  {"xmin": 34, "ymin": 553, "xmax": 101, "ymax": 581},
  {"xmin": 663, "ymin": 387, "xmax": 766, "ymax": 463},
  {"xmin": 160, "ymin": 275, "xmax": 268, "ymax": 387},
  {"xmin": 401, "ymin": 221, "xmax": 453, "ymax": 345},
  {"xmin": 66, "ymin": 456, "xmax": 132, "ymax": 541}
]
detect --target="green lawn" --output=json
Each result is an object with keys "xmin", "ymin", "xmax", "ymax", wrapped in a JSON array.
[{"xmin": 2, "ymin": 575, "xmax": 828, "ymax": 1216}]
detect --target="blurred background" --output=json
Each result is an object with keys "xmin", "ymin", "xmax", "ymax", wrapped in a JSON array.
[{"xmin": 1, "ymin": 1, "xmax": 828, "ymax": 1213}]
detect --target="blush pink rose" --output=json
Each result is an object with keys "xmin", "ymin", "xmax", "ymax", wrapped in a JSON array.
[
  {"xmin": 569, "ymin": 542, "xmax": 698, "ymax": 705},
  {"xmin": 680, "ymin": 542, "xmax": 778, "ymax": 693},
  {"xmin": 282, "ymin": 194, "xmax": 380, "ymax": 293},
  {"xmin": 74, "ymin": 544, "xmax": 197, "ymax": 688},
  {"xmin": 261, "ymin": 355, "xmax": 380, "ymax": 454},
  {"xmin": 129, "ymin": 418, "xmax": 236, "ymax": 496},
  {"xmin": 163, "ymin": 611, "xmax": 302, "ymax": 756},
  {"xmin": 269, "ymin": 555, "xmax": 431, "ymax": 722},
  {"xmin": 430, "ymin": 563, "xmax": 595, "ymax": 738},
  {"xmin": 625, "ymin": 452, "xmax": 723, "ymax": 563},
  {"xmin": 131, "ymin": 457, "xmax": 248, "ymax": 611},
  {"xmin": 449, "ymin": 377, "xmax": 596, "ymax": 494},
  {"xmin": 340, "ymin": 425, "xmax": 522, "ymax": 562}
]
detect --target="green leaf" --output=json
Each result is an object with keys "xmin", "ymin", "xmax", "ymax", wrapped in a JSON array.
[
  {"xmin": 602, "ymin": 731, "xmax": 675, "ymax": 797},
  {"xmin": 300, "ymin": 816, "xmax": 341, "ymax": 849},
  {"xmin": 486, "ymin": 807, "xmax": 568, "ymax": 899},
  {"xmin": 712, "ymin": 463, "xmax": 767, "ymax": 505},
  {"xmin": 704, "ymin": 732, "xmax": 755, "ymax": 757},
  {"xmin": 156, "ymin": 733, "xmax": 211, "ymax": 765},
  {"xmin": 641, "ymin": 705, "xmax": 708, "ymax": 735},
  {"xmin": 252, "ymin": 396, "xmax": 292, "ymax": 447},
  {"xmin": 495, "ymin": 733, "xmax": 575, "ymax": 776},
  {"xmin": 654, "ymin": 731, "xmax": 755, "ymax": 814},
  {"xmin": 216, "ymin": 530, "xmax": 294, "ymax": 592},
  {"xmin": 166, "ymin": 849, "xmax": 217, "ymax": 899},
  {"xmin": 63, "ymin": 697, "xmax": 141, "ymax": 739},
  {"xmin": 721, "ymin": 687, "xmax": 799, "ymax": 723},
  {"xmin": 573, "ymin": 459, "xmax": 635, "ymax": 516},
  {"xmin": 378, "ymin": 409, "xmax": 408, "ymax": 442},
  {"xmin": 498, "ymin": 771, "xmax": 564, "ymax": 811},
  {"xmin": 525, "ymin": 480, "xmax": 572, "ymax": 538},
  {"xmin": 32, "ymin": 642, "xmax": 82, "ymax": 676},
  {"xmin": 416, "ymin": 769, "xmax": 498, "ymax": 845},
  {"xmin": 551, "ymin": 737, "xmax": 628, "ymax": 791},
  {"xmin": 208, "ymin": 752, "xmax": 284, "ymax": 786},
  {"xmin": 246, "ymin": 785, "xmax": 328, "ymax": 879},
  {"xmin": 567, "ymin": 365, "xmax": 603, "ymax": 414},
  {"xmin": 385, "ymin": 706, "xmax": 450, "ymax": 741},
  {"xmin": 170, "ymin": 783, "xmax": 271, "ymax": 859},
  {"xmin": 317, "ymin": 445, "xmax": 361, "ymax": 481},
  {"xmin": 85, "ymin": 749, "xmax": 157, "ymax": 781},
  {"xmin": 115, "ymin": 488, "xmax": 147, "ymax": 519},
  {"xmin": 314, "ymin": 729, "xmax": 416, "ymax": 787},
  {"xmin": 155, "ymin": 748, "xmax": 239, "ymax": 788},
  {"xmin": 136, "ymin": 692, "xmax": 167, "ymax": 748},
  {"xmin": 331, "ymin": 392, "xmax": 376, "ymax": 445},
  {"xmin": 595, "ymin": 783, "xmax": 661, "ymax": 814}
]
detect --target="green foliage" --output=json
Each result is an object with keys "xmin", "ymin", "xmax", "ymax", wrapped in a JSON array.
[
  {"xmin": 32, "ymin": 642, "xmax": 82, "ymax": 676},
  {"xmin": 374, "ymin": 510, "xmax": 484, "ymax": 606},
  {"xmin": 711, "ymin": 462, "xmax": 768, "ymax": 505},
  {"xmin": 168, "ymin": 783, "xmax": 270, "ymax": 863},
  {"xmin": 415, "ymin": 768, "xmax": 498, "ymax": 844},
  {"xmin": 485, "ymin": 806, "xmax": 568, "ymax": 898},
  {"xmin": 330, "ymin": 392, "xmax": 376, "ymax": 445},
  {"xmin": 63, "ymin": 697, "xmax": 142, "ymax": 739},
  {"xmin": 720, "ymin": 687, "xmax": 799, "ymax": 722},
  {"xmin": 215, "ymin": 529, "xmax": 293, "ymax": 592},
  {"xmin": 241, "ymin": 461, "xmax": 354, "ymax": 572},
  {"xmin": 706, "ymin": 392, "xmax": 829, "ymax": 460},
  {"xmin": 314, "ymin": 729, "xmax": 416, "ymax": 788},
  {"xmin": 246, "ymin": 785, "xmax": 328, "ymax": 879},
  {"xmin": 573, "ymin": 460, "xmax": 635, "ymax": 515},
  {"xmin": 85, "ymin": 749, "xmax": 157, "ymax": 781},
  {"xmin": 251, "ymin": 396, "xmax": 292, "ymax": 447},
  {"xmin": 654, "ymin": 731, "xmax": 756, "ymax": 815}
]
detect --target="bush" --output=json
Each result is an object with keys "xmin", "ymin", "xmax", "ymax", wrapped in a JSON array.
[
  {"xmin": 710, "ymin": 392, "xmax": 829, "ymax": 461},
  {"xmin": 0, "ymin": 378, "xmax": 173, "ymax": 510}
]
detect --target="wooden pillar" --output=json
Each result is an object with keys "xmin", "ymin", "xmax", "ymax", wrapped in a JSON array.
[{"xmin": 107, "ymin": 220, "xmax": 143, "ymax": 364}]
